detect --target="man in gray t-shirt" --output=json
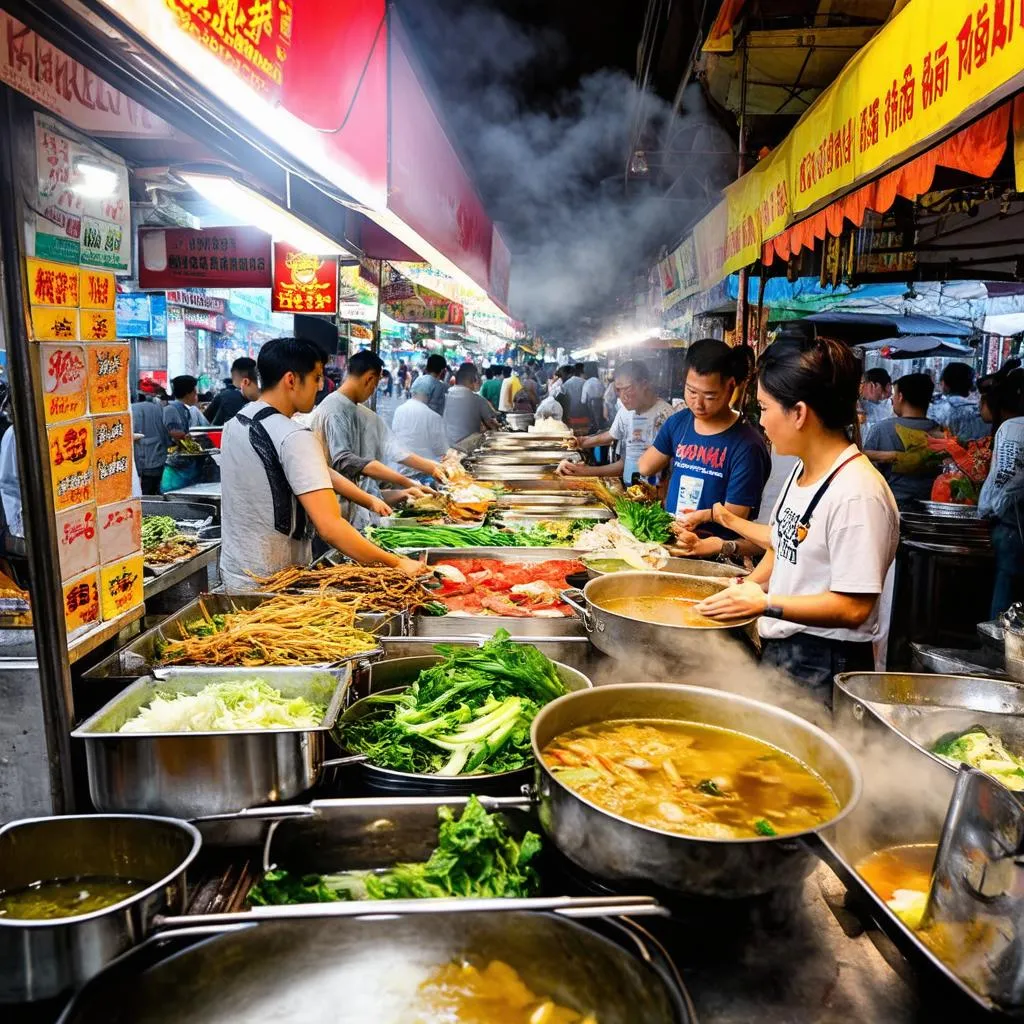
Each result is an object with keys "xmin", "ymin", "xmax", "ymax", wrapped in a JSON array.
[
  {"xmin": 219, "ymin": 338, "xmax": 425, "ymax": 592},
  {"xmin": 443, "ymin": 363, "xmax": 498, "ymax": 447}
]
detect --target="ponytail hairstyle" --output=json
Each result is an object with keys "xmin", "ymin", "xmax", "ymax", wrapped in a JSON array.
[
  {"xmin": 756, "ymin": 332, "xmax": 860, "ymax": 431},
  {"xmin": 685, "ymin": 338, "xmax": 753, "ymax": 386}
]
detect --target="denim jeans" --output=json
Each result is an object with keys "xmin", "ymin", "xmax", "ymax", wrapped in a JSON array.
[
  {"xmin": 761, "ymin": 634, "xmax": 875, "ymax": 708},
  {"xmin": 990, "ymin": 521, "xmax": 1024, "ymax": 619}
]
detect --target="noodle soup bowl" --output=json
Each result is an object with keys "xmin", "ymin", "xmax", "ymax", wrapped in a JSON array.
[{"xmin": 531, "ymin": 684, "xmax": 862, "ymax": 898}]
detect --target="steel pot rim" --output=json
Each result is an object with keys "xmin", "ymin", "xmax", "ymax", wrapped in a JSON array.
[
  {"xmin": 530, "ymin": 682, "xmax": 863, "ymax": 846},
  {"xmin": 0, "ymin": 814, "xmax": 202, "ymax": 930},
  {"xmin": 579, "ymin": 572, "xmax": 757, "ymax": 630}
]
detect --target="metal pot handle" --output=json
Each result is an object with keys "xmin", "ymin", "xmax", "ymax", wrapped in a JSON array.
[
  {"xmin": 192, "ymin": 804, "xmax": 317, "ymax": 825},
  {"xmin": 321, "ymin": 753, "xmax": 371, "ymax": 769},
  {"xmin": 560, "ymin": 588, "xmax": 594, "ymax": 632}
]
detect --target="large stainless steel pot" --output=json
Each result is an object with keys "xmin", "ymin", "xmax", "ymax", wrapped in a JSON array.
[
  {"xmin": 72, "ymin": 666, "xmax": 352, "ymax": 817},
  {"xmin": 531, "ymin": 683, "xmax": 862, "ymax": 897},
  {"xmin": 0, "ymin": 814, "xmax": 200, "ymax": 1004},
  {"xmin": 58, "ymin": 911, "xmax": 690, "ymax": 1024},
  {"xmin": 330, "ymin": 654, "xmax": 591, "ymax": 795},
  {"xmin": 561, "ymin": 570, "xmax": 755, "ymax": 658}
]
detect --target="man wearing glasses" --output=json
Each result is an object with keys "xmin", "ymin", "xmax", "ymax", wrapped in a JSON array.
[{"xmin": 556, "ymin": 359, "xmax": 674, "ymax": 485}]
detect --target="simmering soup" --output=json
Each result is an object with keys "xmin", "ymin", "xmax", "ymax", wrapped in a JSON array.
[
  {"xmin": 599, "ymin": 596, "xmax": 722, "ymax": 628},
  {"xmin": 857, "ymin": 844, "xmax": 937, "ymax": 929},
  {"xmin": 542, "ymin": 719, "xmax": 839, "ymax": 839},
  {"xmin": 411, "ymin": 960, "xmax": 596, "ymax": 1024},
  {"xmin": 0, "ymin": 876, "xmax": 145, "ymax": 920}
]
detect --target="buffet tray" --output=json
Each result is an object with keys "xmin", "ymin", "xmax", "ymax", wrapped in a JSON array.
[
  {"xmin": 468, "ymin": 450, "xmax": 582, "ymax": 466},
  {"xmin": 82, "ymin": 593, "xmax": 400, "ymax": 685},
  {"xmin": 497, "ymin": 507, "xmax": 614, "ymax": 522},
  {"xmin": 480, "ymin": 434, "xmax": 576, "ymax": 450},
  {"xmin": 496, "ymin": 492, "xmax": 597, "ymax": 508},
  {"xmin": 833, "ymin": 671, "xmax": 1024, "ymax": 777}
]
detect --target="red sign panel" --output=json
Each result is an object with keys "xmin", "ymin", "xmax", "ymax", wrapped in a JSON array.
[
  {"xmin": 138, "ymin": 226, "xmax": 272, "ymax": 289},
  {"xmin": 164, "ymin": 0, "xmax": 293, "ymax": 101},
  {"xmin": 271, "ymin": 242, "xmax": 338, "ymax": 313}
]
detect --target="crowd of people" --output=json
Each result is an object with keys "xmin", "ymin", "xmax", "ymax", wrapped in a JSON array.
[{"xmin": 112, "ymin": 332, "xmax": 1024, "ymax": 703}]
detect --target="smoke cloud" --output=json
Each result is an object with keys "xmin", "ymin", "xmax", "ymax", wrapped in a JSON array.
[{"xmin": 396, "ymin": 0, "xmax": 736, "ymax": 338}]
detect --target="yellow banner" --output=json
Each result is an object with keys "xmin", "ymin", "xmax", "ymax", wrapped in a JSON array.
[
  {"xmin": 690, "ymin": 0, "xmax": 1024, "ymax": 288},
  {"xmin": 1014, "ymin": 95, "xmax": 1024, "ymax": 192}
]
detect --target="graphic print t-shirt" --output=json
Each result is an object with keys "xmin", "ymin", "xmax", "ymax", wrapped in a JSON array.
[{"xmin": 652, "ymin": 410, "xmax": 770, "ymax": 533}]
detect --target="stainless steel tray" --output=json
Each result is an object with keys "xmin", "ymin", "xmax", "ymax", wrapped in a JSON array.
[
  {"xmin": 410, "ymin": 546, "xmax": 584, "ymax": 563},
  {"xmin": 582, "ymin": 555, "xmax": 746, "ymax": 580},
  {"xmin": 496, "ymin": 492, "xmax": 596, "ymax": 508},
  {"xmin": 480, "ymin": 434, "xmax": 576, "ymax": 450},
  {"xmin": 471, "ymin": 466, "xmax": 561, "ymax": 480},
  {"xmin": 468, "ymin": 450, "xmax": 581, "ymax": 466},
  {"xmin": 915, "ymin": 500, "xmax": 983, "ymax": 519},
  {"xmin": 71, "ymin": 665, "xmax": 352, "ymax": 818},
  {"xmin": 498, "ymin": 508, "xmax": 613, "ymax": 522},
  {"xmin": 81, "ymin": 594, "xmax": 399, "ymax": 683},
  {"xmin": 833, "ymin": 671, "xmax": 1024, "ymax": 777}
]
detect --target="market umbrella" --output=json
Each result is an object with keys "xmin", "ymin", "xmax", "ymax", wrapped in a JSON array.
[{"xmin": 854, "ymin": 335, "xmax": 975, "ymax": 359}]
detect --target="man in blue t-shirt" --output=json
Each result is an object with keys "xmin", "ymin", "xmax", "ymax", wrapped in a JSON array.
[{"xmin": 638, "ymin": 339, "xmax": 770, "ymax": 539}]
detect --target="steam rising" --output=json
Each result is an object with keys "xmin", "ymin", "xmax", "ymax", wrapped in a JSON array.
[{"xmin": 396, "ymin": 0, "xmax": 736, "ymax": 336}]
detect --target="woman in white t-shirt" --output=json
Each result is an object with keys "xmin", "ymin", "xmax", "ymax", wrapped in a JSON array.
[{"xmin": 698, "ymin": 335, "xmax": 899, "ymax": 702}]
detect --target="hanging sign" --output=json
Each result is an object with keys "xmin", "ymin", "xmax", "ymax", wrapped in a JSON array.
[
  {"xmin": 41, "ymin": 343, "xmax": 88, "ymax": 423},
  {"xmin": 99, "ymin": 555, "xmax": 144, "ymax": 621},
  {"xmin": 381, "ymin": 269, "xmax": 465, "ymax": 326},
  {"xmin": 63, "ymin": 569, "xmax": 100, "ymax": 634},
  {"xmin": 115, "ymin": 295, "xmax": 151, "ymax": 337},
  {"xmin": 87, "ymin": 343, "xmax": 129, "ymax": 413},
  {"xmin": 138, "ymin": 226, "xmax": 272, "ymax": 289},
  {"xmin": 81, "ymin": 309, "xmax": 116, "ymax": 342},
  {"xmin": 80, "ymin": 269, "xmax": 116, "ymax": 310},
  {"xmin": 27, "ymin": 257, "xmax": 79, "ymax": 306},
  {"xmin": 33, "ymin": 113, "xmax": 131, "ymax": 272},
  {"xmin": 47, "ymin": 418, "xmax": 94, "ymax": 511},
  {"xmin": 30, "ymin": 306, "xmax": 79, "ymax": 342},
  {"xmin": 93, "ymin": 414, "xmax": 133, "ymax": 506},
  {"xmin": 56, "ymin": 503, "xmax": 98, "ymax": 581},
  {"xmin": 97, "ymin": 499, "xmax": 142, "ymax": 564},
  {"xmin": 162, "ymin": 0, "xmax": 293, "ymax": 101},
  {"xmin": 338, "ymin": 263, "xmax": 378, "ymax": 320},
  {"xmin": 272, "ymin": 242, "xmax": 338, "ymax": 313}
]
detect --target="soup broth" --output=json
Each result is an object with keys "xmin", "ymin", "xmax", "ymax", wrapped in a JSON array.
[
  {"xmin": 0, "ymin": 876, "xmax": 145, "ymax": 920},
  {"xmin": 542, "ymin": 719, "xmax": 839, "ymax": 840},
  {"xmin": 598, "ymin": 596, "xmax": 722, "ymax": 628},
  {"xmin": 858, "ymin": 844, "xmax": 936, "ymax": 903}
]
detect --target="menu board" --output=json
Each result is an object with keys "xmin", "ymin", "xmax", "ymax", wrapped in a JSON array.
[
  {"xmin": 40, "ymin": 343, "xmax": 87, "ymax": 423},
  {"xmin": 97, "ymin": 499, "xmax": 141, "ymax": 564},
  {"xmin": 55, "ymin": 503, "xmax": 99, "ymax": 580},
  {"xmin": 63, "ymin": 570, "xmax": 101, "ymax": 635},
  {"xmin": 25, "ymin": 112, "xmax": 144, "ymax": 637},
  {"xmin": 99, "ymin": 556, "xmax": 144, "ymax": 621}
]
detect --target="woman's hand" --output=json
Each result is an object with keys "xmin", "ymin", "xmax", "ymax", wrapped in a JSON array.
[
  {"xmin": 556, "ymin": 459, "xmax": 584, "ymax": 477},
  {"xmin": 367, "ymin": 496, "xmax": 392, "ymax": 517},
  {"xmin": 395, "ymin": 556, "xmax": 430, "ymax": 577},
  {"xmin": 674, "ymin": 508, "xmax": 711, "ymax": 532},
  {"xmin": 695, "ymin": 579, "xmax": 767, "ymax": 621}
]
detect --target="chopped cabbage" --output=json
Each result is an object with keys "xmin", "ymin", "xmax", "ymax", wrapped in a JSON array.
[
  {"xmin": 120, "ymin": 679, "xmax": 325, "ymax": 733},
  {"xmin": 887, "ymin": 888, "xmax": 929, "ymax": 929},
  {"xmin": 932, "ymin": 727, "xmax": 1024, "ymax": 791}
]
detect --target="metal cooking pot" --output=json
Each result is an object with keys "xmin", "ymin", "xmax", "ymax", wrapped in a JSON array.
[
  {"xmin": 561, "ymin": 570, "xmax": 755, "ymax": 658},
  {"xmin": 329, "ymin": 654, "xmax": 592, "ymax": 795},
  {"xmin": 0, "ymin": 814, "xmax": 201, "ymax": 1004},
  {"xmin": 531, "ymin": 684, "xmax": 862, "ymax": 898},
  {"xmin": 58, "ymin": 912, "xmax": 688, "ymax": 1024}
]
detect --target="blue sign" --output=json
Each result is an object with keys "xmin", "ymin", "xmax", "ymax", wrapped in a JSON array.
[
  {"xmin": 149, "ymin": 294, "xmax": 167, "ymax": 337},
  {"xmin": 115, "ymin": 295, "xmax": 151, "ymax": 337},
  {"xmin": 228, "ymin": 289, "xmax": 274, "ymax": 325}
]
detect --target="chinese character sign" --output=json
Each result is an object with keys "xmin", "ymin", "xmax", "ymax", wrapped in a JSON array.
[
  {"xmin": 27, "ymin": 257, "xmax": 79, "ymax": 306},
  {"xmin": 138, "ymin": 226, "xmax": 273, "ymax": 289},
  {"xmin": 93, "ymin": 413, "xmax": 133, "ymax": 506},
  {"xmin": 87, "ymin": 343, "xmax": 129, "ymax": 413},
  {"xmin": 63, "ymin": 570, "xmax": 100, "ymax": 634},
  {"xmin": 47, "ymin": 418, "xmax": 94, "ymax": 511},
  {"xmin": 97, "ymin": 498, "xmax": 141, "ymax": 564},
  {"xmin": 55, "ymin": 503, "xmax": 98, "ymax": 581},
  {"xmin": 80, "ymin": 269, "xmax": 115, "ymax": 310},
  {"xmin": 40, "ymin": 343, "xmax": 87, "ymax": 423},
  {"xmin": 272, "ymin": 242, "xmax": 338, "ymax": 313},
  {"xmin": 99, "ymin": 555, "xmax": 143, "ymax": 621}
]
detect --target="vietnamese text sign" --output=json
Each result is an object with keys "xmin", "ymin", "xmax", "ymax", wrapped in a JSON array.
[
  {"xmin": 138, "ymin": 226, "xmax": 273, "ymax": 289},
  {"xmin": 41, "ymin": 343, "xmax": 87, "ymax": 423}
]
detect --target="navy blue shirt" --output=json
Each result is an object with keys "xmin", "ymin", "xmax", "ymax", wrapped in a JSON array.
[{"xmin": 652, "ymin": 410, "xmax": 770, "ymax": 534}]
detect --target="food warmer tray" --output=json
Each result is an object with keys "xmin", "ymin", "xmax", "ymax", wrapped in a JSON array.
[
  {"xmin": 71, "ymin": 665, "xmax": 352, "ymax": 819},
  {"xmin": 497, "ymin": 507, "xmax": 614, "ymax": 522},
  {"xmin": 404, "ymin": 547, "xmax": 588, "ymax": 638},
  {"xmin": 81, "ymin": 593, "xmax": 400, "ymax": 686},
  {"xmin": 496, "ymin": 492, "xmax": 598, "ymax": 508},
  {"xmin": 915, "ymin": 500, "xmax": 983, "ymax": 519},
  {"xmin": 500, "ymin": 477, "xmax": 622, "ymax": 495},
  {"xmin": 823, "ymin": 689, "xmax": 1022, "ymax": 1017},
  {"xmin": 142, "ymin": 499, "xmax": 218, "ymax": 535},
  {"xmin": 467, "ymin": 450, "xmax": 582, "ymax": 466},
  {"xmin": 479, "ymin": 434, "xmax": 578, "ymax": 451},
  {"xmin": 833, "ymin": 671, "xmax": 1024, "ymax": 778},
  {"xmin": 471, "ymin": 465, "xmax": 562, "ymax": 480}
]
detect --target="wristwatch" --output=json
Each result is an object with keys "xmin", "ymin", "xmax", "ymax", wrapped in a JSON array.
[
  {"xmin": 763, "ymin": 593, "xmax": 785, "ymax": 619},
  {"xmin": 719, "ymin": 539, "xmax": 738, "ymax": 558}
]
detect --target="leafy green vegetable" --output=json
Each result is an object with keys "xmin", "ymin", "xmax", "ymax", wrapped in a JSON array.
[
  {"xmin": 754, "ymin": 818, "xmax": 778, "ymax": 837},
  {"xmin": 932, "ymin": 726, "xmax": 1024, "ymax": 791},
  {"xmin": 142, "ymin": 515, "xmax": 179, "ymax": 551},
  {"xmin": 368, "ymin": 525, "xmax": 525, "ymax": 550},
  {"xmin": 336, "ymin": 629, "xmax": 568, "ymax": 775},
  {"xmin": 247, "ymin": 796, "xmax": 541, "ymax": 905},
  {"xmin": 614, "ymin": 498, "xmax": 674, "ymax": 544},
  {"xmin": 697, "ymin": 779, "xmax": 722, "ymax": 796}
]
